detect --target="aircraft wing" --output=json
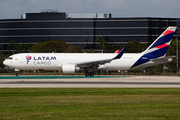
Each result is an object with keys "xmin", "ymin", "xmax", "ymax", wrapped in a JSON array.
[
  {"xmin": 150, "ymin": 56, "xmax": 176, "ymax": 62},
  {"xmin": 77, "ymin": 47, "xmax": 126, "ymax": 68}
]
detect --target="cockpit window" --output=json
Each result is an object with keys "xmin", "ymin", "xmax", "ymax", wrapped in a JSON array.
[{"xmin": 7, "ymin": 57, "xmax": 13, "ymax": 60}]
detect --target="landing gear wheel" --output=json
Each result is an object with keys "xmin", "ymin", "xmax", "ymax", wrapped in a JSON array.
[
  {"xmin": 85, "ymin": 72, "xmax": 94, "ymax": 76},
  {"xmin": 90, "ymin": 72, "xmax": 94, "ymax": 76},
  {"xmin": 16, "ymin": 73, "xmax": 20, "ymax": 76},
  {"xmin": 85, "ymin": 72, "xmax": 90, "ymax": 76},
  {"xmin": 15, "ymin": 69, "xmax": 20, "ymax": 76}
]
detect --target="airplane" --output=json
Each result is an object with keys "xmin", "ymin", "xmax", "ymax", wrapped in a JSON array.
[{"xmin": 3, "ymin": 26, "xmax": 177, "ymax": 76}]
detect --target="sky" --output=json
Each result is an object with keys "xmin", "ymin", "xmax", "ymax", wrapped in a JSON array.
[{"xmin": 0, "ymin": 0, "xmax": 180, "ymax": 19}]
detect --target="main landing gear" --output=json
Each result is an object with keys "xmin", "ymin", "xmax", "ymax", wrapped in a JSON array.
[
  {"xmin": 85, "ymin": 72, "xmax": 94, "ymax": 76},
  {"xmin": 85, "ymin": 68, "xmax": 94, "ymax": 76}
]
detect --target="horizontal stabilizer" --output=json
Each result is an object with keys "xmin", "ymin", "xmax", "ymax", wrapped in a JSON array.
[{"xmin": 150, "ymin": 56, "xmax": 176, "ymax": 62}]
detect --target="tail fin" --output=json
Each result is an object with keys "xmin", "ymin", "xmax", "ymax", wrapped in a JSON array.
[
  {"xmin": 143, "ymin": 26, "xmax": 177, "ymax": 57},
  {"xmin": 131, "ymin": 26, "xmax": 176, "ymax": 68}
]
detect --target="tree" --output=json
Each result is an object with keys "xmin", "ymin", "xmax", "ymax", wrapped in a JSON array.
[
  {"xmin": 7, "ymin": 41, "xmax": 32, "ymax": 53},
  {"xmin": 31, "ymin": 40, "xmax": 67, "ymax": 53},
  {"xmin": 96, "ymin": 36, "xmax": 107, "ymax": 53},
  {"xmin": 105, "ymin": 40, "xmax": 148, "ymax": 53},
  {"xmin": 166, "ymin": 39, "xmax": 180, "ymax": 69},
  {"xmin": 121, "ymin": 40, "xmax": 148, "ymax": 53},
  {"xmin": 0, "ymin": 51, "xmax": 8, "ymax": 71},
  {"xmin": 23, "ymin": 42, "xmax": 32, "ymax": 52},
  {"xmin": 66, "ymin": 44, "xmax": 82, "ymax": 53},
  {"xmin": 16, "ymin": 44, "xmax": 23, "ymax": 53},
  {"xmin": 30, "ymin": 40, "xmax": 83, "ymax": 53},
  {"xmin": 83, "ymin": 49, "xmax": 95, "ymax": 53},
  {"xmin": 7, "ymin": 40, "xmax": 18, "ymax": 54},
  {"xmin": 105, "ymin": 44, "xmax": 122, "ymax": 53}
]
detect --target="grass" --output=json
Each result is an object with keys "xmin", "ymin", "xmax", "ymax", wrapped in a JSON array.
[{"xmin": 0, "ymin": 88, "xmax": 180, "ymax": 120}]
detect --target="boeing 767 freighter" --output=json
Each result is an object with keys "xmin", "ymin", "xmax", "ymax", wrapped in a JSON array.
[{"xmin": 3, "ymin": 26, "xmax": 177, "ymax": 76}]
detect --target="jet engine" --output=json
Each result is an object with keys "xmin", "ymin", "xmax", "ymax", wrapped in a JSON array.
[{"xmin": 61, "ymin": 63, "xmax": 80, "ymax": 73}]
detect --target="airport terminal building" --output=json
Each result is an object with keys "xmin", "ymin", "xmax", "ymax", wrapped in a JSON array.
[{"xmin": 0, "ymin": 11, "xmax": 179, "ymax": 50}]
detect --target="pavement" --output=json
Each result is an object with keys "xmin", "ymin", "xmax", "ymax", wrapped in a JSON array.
[{"xmin": 0, "ymin": 75, "xmax": 179, "ymax": 88}]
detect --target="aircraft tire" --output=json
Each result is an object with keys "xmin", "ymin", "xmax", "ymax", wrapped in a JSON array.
[
  {"xmin": 85, "ymin": 72, "xmax": 90, "ymax": 76},
  {"xmin": 90, "ymin": 72, "xmax": 94, "ymax": 76},
  {"xmin": 16, "ymin": 73, "xmax": 20, "ymax": 76}
]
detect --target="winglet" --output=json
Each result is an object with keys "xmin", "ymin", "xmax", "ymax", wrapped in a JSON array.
[
  {"xmin": 115, "ymin": 50, "xmax": 120, "ymax": 53},
  {"xmin": 113, "ymin": 47, "xmax": 126, "ymax": 60}
]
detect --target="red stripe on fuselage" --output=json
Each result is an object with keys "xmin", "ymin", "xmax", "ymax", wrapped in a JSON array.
[
  {"xmin": 163, "ymin": 30, "xmax": 174, "ymax": 35},
  {"xmin": 155, "ymin": 44, "xmax": 169, "ymax": 49}
]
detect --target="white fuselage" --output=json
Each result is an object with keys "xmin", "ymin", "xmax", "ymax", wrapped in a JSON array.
[{"xmin": 3, "ymin": 53, "xmax": 171, "ymax": 71}]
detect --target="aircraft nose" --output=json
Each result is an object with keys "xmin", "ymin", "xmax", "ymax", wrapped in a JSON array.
[{"xmin": 3, "ymin": 60, "xmax": 8, "ymax": 66}]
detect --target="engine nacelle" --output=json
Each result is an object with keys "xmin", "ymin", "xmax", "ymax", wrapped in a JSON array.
[{"xmin": 61, "ymin": 63, "xmax": 80, "ymax": 74}]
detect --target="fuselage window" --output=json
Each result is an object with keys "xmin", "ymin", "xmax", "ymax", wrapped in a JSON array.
[{"xmin": 7, "ymin": 57, "xmax": 13, "ymax": 60}]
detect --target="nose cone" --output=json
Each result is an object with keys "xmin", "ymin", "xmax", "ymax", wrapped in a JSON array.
[{"xmin": 3, "ymin": 60, "xmax": 8, "ymax": 66}]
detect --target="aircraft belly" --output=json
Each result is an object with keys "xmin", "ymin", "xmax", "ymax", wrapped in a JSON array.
[{"xmin": 101, "ymin": 59, "xmax": 135, "ymax": 70}]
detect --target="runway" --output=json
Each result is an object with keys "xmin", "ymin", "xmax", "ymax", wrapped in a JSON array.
[{"xmin": 0, "ymin": 76, "xmax": 180, "ymax": 88}]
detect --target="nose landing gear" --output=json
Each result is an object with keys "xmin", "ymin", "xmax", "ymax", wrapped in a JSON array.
[
  {"xmin": 16, "ymin": 73, "xmax": 20, "ymax": 76},
  {"xmin": 15, "ymin": 69, "xmax": 20, "ymax": 76}
]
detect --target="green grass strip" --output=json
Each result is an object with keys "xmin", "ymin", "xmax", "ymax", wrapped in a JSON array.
[{"xmin": 0, "ymin": 88, "xmax": 180, "ymax": 120}]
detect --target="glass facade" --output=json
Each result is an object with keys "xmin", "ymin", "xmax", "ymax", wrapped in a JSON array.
[{"xmin": 0, "ymin": 12, "xmax": 179, "ymax": 50}]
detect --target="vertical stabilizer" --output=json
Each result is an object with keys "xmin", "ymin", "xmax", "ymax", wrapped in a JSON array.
[
  {"xmin": 143, "ymin": 26, "xmax": 177, "ymax": 57},
  {"xmin": 131, "ymin": 26, "xmax": 177, "ymax": 68}
]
